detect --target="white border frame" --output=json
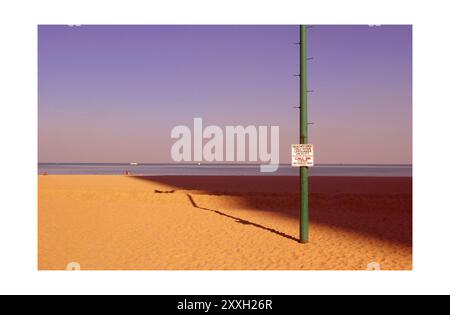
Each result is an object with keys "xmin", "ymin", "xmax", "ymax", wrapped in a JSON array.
[{"xmin": 1, "ymin": 0, "xmax": 450, "ymax": 295}]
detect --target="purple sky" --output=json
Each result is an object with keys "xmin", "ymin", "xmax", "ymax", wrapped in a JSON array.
[{"xmin": 38, "ymin": 25, "xmax": 412, "ymax": 164}]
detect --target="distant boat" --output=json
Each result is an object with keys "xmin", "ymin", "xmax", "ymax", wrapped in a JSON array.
[{"xmin": 130, "ymin": 162, "xmax": 139, "ymax": 166}]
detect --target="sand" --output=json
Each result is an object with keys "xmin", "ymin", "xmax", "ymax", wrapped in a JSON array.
[{"xmin": 38, "ymin": 175, "xmax": 412, "ymax": 270}]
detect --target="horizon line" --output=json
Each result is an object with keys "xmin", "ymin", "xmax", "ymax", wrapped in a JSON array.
[{"xmin": 38, "ymin": 162, "xmax": 413, "ymax": 166}]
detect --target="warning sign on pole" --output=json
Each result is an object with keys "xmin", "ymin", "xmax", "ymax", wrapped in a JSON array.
[{"xmin": 292, "ymin": 144, "xmax": 314, "ymax": 167}]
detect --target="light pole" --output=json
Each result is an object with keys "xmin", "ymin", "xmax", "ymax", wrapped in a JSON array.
[{"xmin": 299, "ymin": 25, "xmax": 309, "ymax": 244}]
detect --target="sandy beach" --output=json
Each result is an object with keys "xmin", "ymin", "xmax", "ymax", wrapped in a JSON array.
[{"xmin": 38, "ymin": 175, "xmax": 412, "ymax": 270}]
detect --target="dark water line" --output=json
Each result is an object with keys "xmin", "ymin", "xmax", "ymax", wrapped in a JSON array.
[{"xmin": 38, "ymin": 163, "xmax": 412, "ymax": 177}]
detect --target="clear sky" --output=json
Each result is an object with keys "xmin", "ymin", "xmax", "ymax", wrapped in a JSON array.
[{"xmin": 38, "ymin": 25, "xmax": 412, "ymax": 164}]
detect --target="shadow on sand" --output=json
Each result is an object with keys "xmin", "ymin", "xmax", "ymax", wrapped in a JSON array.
[
  {"xmin": 186, "ymin": 193, "xmax": 300, "ymax": 243},
  {"xmin": 135, "ymin": 176, "xmax": 412, "ymax": 246}
]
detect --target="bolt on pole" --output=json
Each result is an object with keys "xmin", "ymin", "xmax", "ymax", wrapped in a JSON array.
[{"xmin": 300, "ymin": 25, "xmax": 309, "ymax": 244}]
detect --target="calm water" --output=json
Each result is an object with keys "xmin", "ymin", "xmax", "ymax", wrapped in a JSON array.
[{"xmin": 38, "ymin": 164, "xmax": 412, "ymax": 177}]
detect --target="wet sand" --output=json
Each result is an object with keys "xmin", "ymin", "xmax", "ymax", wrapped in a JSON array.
[{"xmin": 38, "ymin": 175, "xmax": 412, "ymax": 270}]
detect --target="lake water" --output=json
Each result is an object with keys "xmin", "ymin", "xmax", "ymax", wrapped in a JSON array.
[{"xmin": 38, "ymin": 164, "xmax": 412, "ymax": 177}]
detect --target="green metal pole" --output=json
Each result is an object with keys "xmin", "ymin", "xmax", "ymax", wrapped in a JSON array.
[{"xmin": 300, "ymin": 25, "xmax": 309, "ymax": 244}]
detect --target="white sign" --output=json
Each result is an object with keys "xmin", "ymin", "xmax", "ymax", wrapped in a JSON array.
[{"xmin": 292, "ymin": 144, "xmax": 314, "ymax": 167}]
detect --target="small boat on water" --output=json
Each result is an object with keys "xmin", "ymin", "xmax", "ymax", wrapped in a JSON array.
[{"xmin": 130, "ymin": 162, "xmax": 139, "ymax": 166}]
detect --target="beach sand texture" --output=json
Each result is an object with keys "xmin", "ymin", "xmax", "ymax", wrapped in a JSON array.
[{"xmin": 38, "ymin": 175, "xmax": 412, "ymax": 270}]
